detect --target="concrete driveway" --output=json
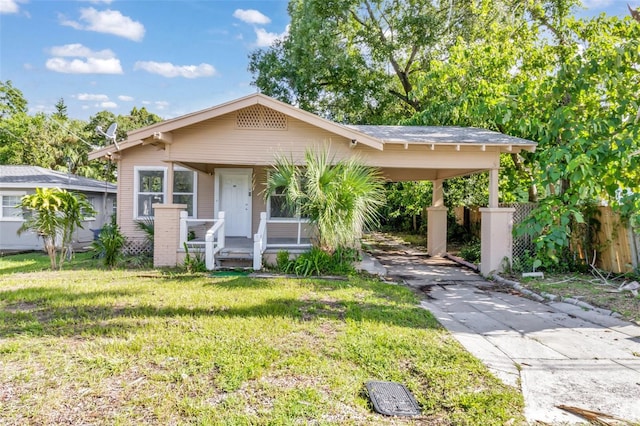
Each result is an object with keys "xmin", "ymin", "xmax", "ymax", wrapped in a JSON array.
[{"xmin": 364, "ymin": 234, "xmax": 640, "ymax": 424}]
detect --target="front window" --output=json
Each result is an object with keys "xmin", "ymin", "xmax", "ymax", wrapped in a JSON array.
[
  {"xmin": 83, "ymin": 196, "xmax": 97, "ymax": 221},
  {"xmin": 173, "ymin": 168, "xmax": 197, "ymax": 217},
  {"xmin": 268, "ymin": 186, "xmax": 297, "ymax": 219},
  {"xmin": 133, "ymin": 166, "xmax": 197, "ymax": 219},
  {"xmin": 135, "ymin": 167, "xmax": 166, "ymax": 218},
  {"xmin": 1, "ymin": 194, "xmax": 23, "ymax": 220}
]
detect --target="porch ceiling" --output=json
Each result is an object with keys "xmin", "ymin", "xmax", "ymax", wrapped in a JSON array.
[{"xmin": 381, "ymin": 167, "xmax": 487, "ymax": 181}]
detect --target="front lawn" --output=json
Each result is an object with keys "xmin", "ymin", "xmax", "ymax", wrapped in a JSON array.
[{"xmin": 0, "ymin": 254, "xmax": 524, "ymax": 424}]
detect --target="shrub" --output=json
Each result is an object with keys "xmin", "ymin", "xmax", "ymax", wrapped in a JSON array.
[
  {"xmin": 459, "ymin": 240, "xmax": 481, "ymax": 264},
  {"xmin": 92, "ymin": 218, "xmax": 126, "ymax": 268},
  {"xmin": 286, "ymin": 246, "xmax": 359, "ymax": 277},
  {"xmin": 183, "ymin": 243, "xmax": 207, "ymax": 273},
  {"xmin": 276, "ymin": 250, "xmax": 293, "ymax": 273}
]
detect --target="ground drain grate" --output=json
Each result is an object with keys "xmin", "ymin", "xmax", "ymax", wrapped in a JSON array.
[{"xmin": 365, "ymin": 381, "xmax": 421, "ymax": 417}]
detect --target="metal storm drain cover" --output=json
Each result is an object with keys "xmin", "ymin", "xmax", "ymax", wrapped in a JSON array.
[{"xmin": 365, "ymin": 381, "xmax": 421, "ymax": 417}]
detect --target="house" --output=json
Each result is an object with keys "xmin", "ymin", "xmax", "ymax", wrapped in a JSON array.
[
  {"xmin": 88, "ymin": 93, "xmax": 536, "ymax": 275},
  {"xmin": 0, "ymin": 165, "xmax": 117, "ymax": 253}
]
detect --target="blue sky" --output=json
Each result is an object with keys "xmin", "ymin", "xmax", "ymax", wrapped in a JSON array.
[{"xmin": 0, "ymin": 0, "xmax": 637, "ymax": 121}]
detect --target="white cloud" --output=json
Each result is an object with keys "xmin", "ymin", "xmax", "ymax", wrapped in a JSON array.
[
  {"xmin": 118, "ymin": 95, "xmax": 134, "ymax": 101},
  {"xmin": 49, "ymin": 43, "xmax": 115, "ymax": 59},
  {"xmin": 233, "ymin": 9, "xmax": 270, "ymax": 25},
  {"xmin": 154, "ymin": 101, "xmax": 169, "ymax": 110},
  {"xmin": 0, "ymin": 0, "xmax": 20, "ymax": 14},
  {"xmin": 97, "ymin": 101, "xmax": 117, "ymax": 109},
  {"xmin": 46, "ymin": 57, "xmax": 123, "ymax": 74},
  {"xmin": 133, "ymin": 61, "xmax": 217, "ymax": 78},
  {"xmin": 76, "ymin": 93, "xmax": 109, "ymax": 101},
  {"xmin": 254, "ymin": 26, "xmax": 288, "ymax": 48},
  {"xmin": 60, "ymin": 7, "xmax": 145, "ymax": 41},
  {"xmin": 46, "ymin": 43, "xmax": 123, "ymax": 74}
]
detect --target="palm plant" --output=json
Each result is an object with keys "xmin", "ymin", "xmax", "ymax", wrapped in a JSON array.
[
  {"xmin": 265, "ymin": 147, "xmax": 385, "ymax": 253},
  {"xmin": 135, "ymin": 217, "xmax": 155, "ymax": 254},
  {"xmin": 92, "ymin": 216, "xmax": 126, "ymax": 268},
  {"xmin": 18, "ymin": 187, "xmax": 95, "ymax": 270}
]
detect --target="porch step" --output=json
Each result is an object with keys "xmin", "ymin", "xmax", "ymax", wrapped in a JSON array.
[
  {"xmin": 216, "ymin": 248, "xmax": 253, "ymax": 269},
  {"xmin": 218, "ymin": 249, "xmax": 253, "ymax": 260}
]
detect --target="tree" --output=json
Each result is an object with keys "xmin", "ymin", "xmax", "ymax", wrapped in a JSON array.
[
  {"xmin": 18, "ymin": 188, "xmax": 95, "ymax": 270},
  {"xmin": 401, "ymin": 1, "xmax": 639, "ymax": 265},
  {"xmin": 53, "ymin": 98, "xmax": 68, "ymax": 121},
  {"xmin": 250, "ymin": 0, "xmax": 533, "ymax": 123},
  {"xmin": 379, "ymin": 181, "xmax": 432, "ymax": 232},
  {"xmin": 0, "ymin": 80, "xmax": 27, "ymax": 118},
  {"xmin": 514, "ymin": 14, "xmax": 640, "ymax": 263},
  {"xmin": 265, "ymin": 148, "xmax": 385, "ymax": 252}
]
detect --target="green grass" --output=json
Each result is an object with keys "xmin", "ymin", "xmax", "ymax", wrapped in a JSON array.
[
  {"xmin": 0, "ymin": 254, "xmax": 524, "ymax": 425},
  {"xmin": 0, "ymin": 251, "xmax": 99, "ymax": 274}
]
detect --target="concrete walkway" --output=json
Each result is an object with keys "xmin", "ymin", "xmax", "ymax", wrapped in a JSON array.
[{"xmin": 364, "ymin": 234, "xmax": 640, "ymax": 424}]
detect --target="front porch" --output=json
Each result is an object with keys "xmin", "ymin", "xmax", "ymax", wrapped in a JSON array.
[
  {"xmin": 153, "ymin": 170, "xmax": 517, "ymax": 275},
  {"xmin": 154, "ymin": 206, "xmax": 313, "ymax": 270}
]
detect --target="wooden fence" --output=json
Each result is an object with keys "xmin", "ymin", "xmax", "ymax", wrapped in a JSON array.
[
  {"xmin": 575, "ymin": 206, "xmax": 639, "ymax": 274},
  {"xmin": 454, "ymin": 205, "xmax": 640, "ymax": 274}
]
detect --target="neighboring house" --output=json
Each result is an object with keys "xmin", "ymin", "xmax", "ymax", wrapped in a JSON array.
[
  {"xmin": 0, "ymin": 165, "xmax": 116, "ymax": 253},
  {"xmin": 89, "ymin": 93, "xmax": 536, "ymax": 274}
]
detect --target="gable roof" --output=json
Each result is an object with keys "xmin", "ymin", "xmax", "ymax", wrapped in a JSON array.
[
  {"xmin": 0, "ymin": 165, "xmax": 116, "ymax": 193},
  {"xmin": 89, "ymin": 93, "xmax": 537, "ymax": 160},
  {"xmin": 89, "ymin": 93, "xmax": 385, "ymax": 160}
]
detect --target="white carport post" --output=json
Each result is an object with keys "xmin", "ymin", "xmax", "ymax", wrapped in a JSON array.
[
  {"xmin": 427, "ymin": 179, "xmax": 447, "ymax": 256},
  {"xmin": 479, "ymin": 168, "xmax": 515, "ymax": 276}
]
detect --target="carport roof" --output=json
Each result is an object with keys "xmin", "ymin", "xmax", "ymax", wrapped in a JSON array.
[{"xmin": 348, "ymin": 125, "xmax": 536, "ymax": 150}]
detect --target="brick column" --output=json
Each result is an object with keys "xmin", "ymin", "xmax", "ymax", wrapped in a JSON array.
[{"xmin": 152, "ymin": 203, "xmax": 187, "ymax": 267}]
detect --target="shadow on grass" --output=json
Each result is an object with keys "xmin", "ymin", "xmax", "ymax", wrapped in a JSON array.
[
  {"xmin": 0, "ymin": 278, "xmax": 440, "ymax": 339},
  {"xmin": 0, "ymin": 252, "xmax": 102, "ymax": 275}
]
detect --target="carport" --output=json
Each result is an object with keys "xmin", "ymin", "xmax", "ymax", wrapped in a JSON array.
[{"xmin": 346, "ymin": 124, "xmax": 537, "ymax": 275}]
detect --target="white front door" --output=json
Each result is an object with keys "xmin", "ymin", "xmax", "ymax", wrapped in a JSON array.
[{"xmin": 216, "ymin": 169, "xmax": 252, "ymax": 237}]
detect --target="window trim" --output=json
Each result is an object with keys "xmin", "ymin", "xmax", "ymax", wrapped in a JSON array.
[
  {"xmin": 0, "ymin": 192, "xmax": 26, "ymax": 222},
  {"xmin": 173, "ymin": 166, "xmax": 198, "ymax": 218},
  {"xmin": 133, "ymin": 166, "xmax": 167, "ymax": 220}
]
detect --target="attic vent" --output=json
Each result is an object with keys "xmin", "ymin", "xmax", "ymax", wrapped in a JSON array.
[{"xmin": 237, "ymin": 105, "xmax": 287, "ymax": 130}]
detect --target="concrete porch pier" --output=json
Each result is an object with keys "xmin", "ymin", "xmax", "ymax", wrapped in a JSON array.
[{"xmin": 479, "ymin": 207, "xmax": 515, "ymax": 276}]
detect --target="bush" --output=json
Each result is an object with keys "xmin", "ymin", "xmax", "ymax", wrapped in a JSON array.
[
  {"xmin": 459, "ymin": 240, "xmax": 481, "ymax": 264},
  {"xmin": 183, "ymin": 243, "xmax": 207, "ymax": 273},
  {"xmin": 276, "ymin": 250, "xmax": 293, "ymax": 273},
  {"xmin": 276, "ymin": 246, "xmax": 360, "ymax": 277},
  {"xmin": 92, "ymin": 219, "xmax": 126, "ymax": 268}
]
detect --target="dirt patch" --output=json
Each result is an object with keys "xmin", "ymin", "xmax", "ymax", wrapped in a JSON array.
[
  {"xmin": 4, "ymin": 301, "xmax": 39, "ymax": 313},
  {"xmin": 514, "ymin": 273, "xmax": 640, "ymax": 324}
]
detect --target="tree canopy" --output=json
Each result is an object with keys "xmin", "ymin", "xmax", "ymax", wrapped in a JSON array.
[
  {"xmin": 250, "ymin": 0, "xmax": 640, "ymax": 265},
  {"xmin": 0, "ymin": 81, "xmax": 163, "ymax": 182}
]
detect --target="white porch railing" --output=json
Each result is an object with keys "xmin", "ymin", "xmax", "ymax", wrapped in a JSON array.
[
  {"xmin": 253, "ymin": 212, "xmax": 268, "ymax": 270},
  {"xmin": 181, "ymin": 211, "xmax": 311, "ymax": 271},
  {"xmin": 205, "ymin": 212, "xmax": 225, "ymax": 270},
  {"xmin": 265, "ymin": 217, "xmax": 312, "ymax": 248},
  {"xmin": 179, "ymin": 211, "xmax": 225, "ymax": 270}
]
